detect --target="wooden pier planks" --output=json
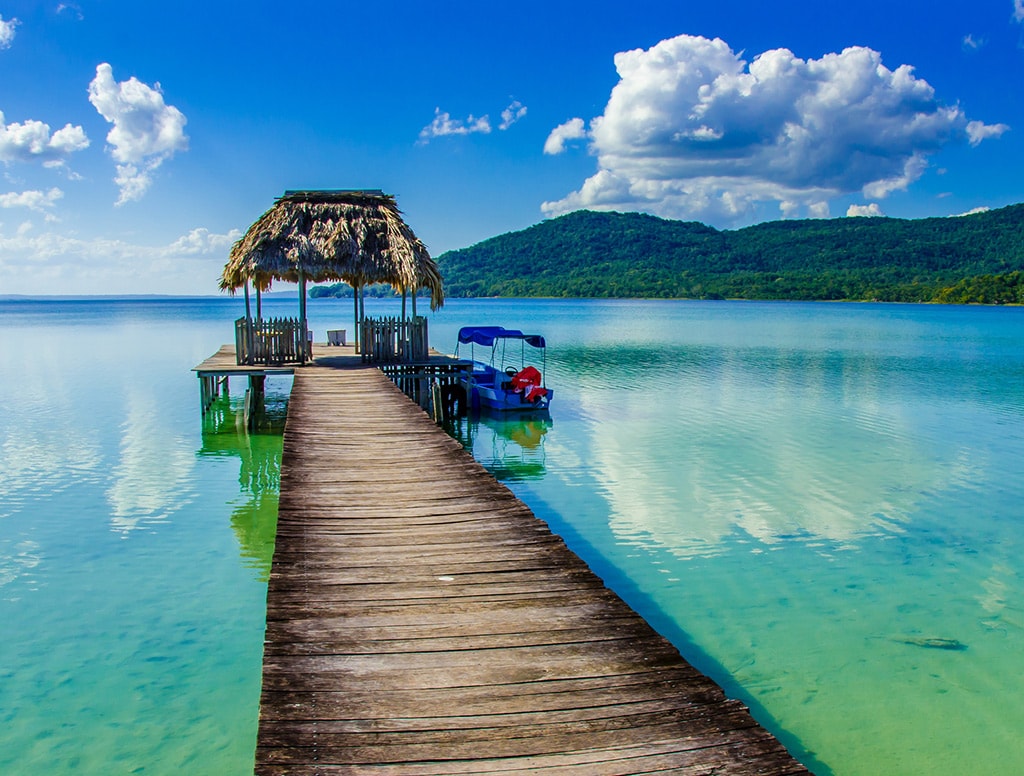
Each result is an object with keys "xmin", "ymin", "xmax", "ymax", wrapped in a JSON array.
[{"xmin": 256, "ymin": 359, "xmax": 810, "ymax": 775}]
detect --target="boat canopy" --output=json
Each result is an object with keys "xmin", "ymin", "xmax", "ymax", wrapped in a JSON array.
[{"xmin": 457, "ymin": 326, "xmax": 546, "ymax": 349}]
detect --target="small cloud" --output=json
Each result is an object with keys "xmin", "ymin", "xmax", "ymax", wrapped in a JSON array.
[
  {"xmin": 1015, "ymin": 0, "xmax": 1024, "ymax": 23},
  {"xmin": 847, "ymin": 203, "xmax": 885, "ymax": 217},
  {"xmin": 87, "ymin": 63, "xmax": 189, "ymax": 205},
  {"xmin": 809, "ymin": 202, "xmax": 831, "ymax": 219},
  {"xmin": 0, "ymin": 111, "xmax": 90, "ymax": 165},
  {"xmin": 417, "ymin": 108, "xmax": 491, "ymax": 144},
  {"xmin": 962, "ymin": 34, "xmax": 985, "ymax": 50},
  {"xmin": 0, "ymin": 14, "xmax": 18, "ymax": 49},
  {"xmin": 543, "ymin": 117, "xmax": 588, "ymax": 155},
  {"xmin": 0, "ymin": 187, "xmax": 63, "ymax": 213},
  {"xmin": 966, "ymin": 119, "xmax": 1010, "ymax": 146},
  {"xmin": 167, "ymin": 227, "xmax": 242, "ymax": 255},
  {"xmin": 499, "ymin": 100, "xmax": 527, "ymax": 130},
  {"xmin": 950, "ymin": 206, "xmax": 990, "ymax": 217},
  {"xmin": 56, "ymin": 3, "xmax": 84, "ymax": 20}
]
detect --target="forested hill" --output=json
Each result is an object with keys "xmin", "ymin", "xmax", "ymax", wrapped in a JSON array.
[{"xmin": 435, "ymin": 205, "xmax": 1024, "ymax": 303}]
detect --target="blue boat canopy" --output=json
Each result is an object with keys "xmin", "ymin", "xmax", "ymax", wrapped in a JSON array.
[{"xmin": 457, "ymin": 326, "xmax": 546, "ymax": 349}]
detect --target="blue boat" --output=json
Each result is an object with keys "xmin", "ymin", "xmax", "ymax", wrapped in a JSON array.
[{"xmin": 455, "ymin": 326, "xmax": 554, "ymax": 412}]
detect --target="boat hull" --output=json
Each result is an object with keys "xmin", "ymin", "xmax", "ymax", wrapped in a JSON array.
[{"xmin": 461, "ymin": 368, "xmax": 553, "ymax": 412}]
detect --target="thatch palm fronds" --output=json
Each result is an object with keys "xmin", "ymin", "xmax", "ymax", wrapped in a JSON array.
[{"xmin": 219, "ymin": 190, "xmax": 444, "ymax": 309}]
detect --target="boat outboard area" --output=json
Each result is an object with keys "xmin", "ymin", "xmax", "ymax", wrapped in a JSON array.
[{"xmin": 454, "ymin": 325, "xmax": 554, "ymax": 413}]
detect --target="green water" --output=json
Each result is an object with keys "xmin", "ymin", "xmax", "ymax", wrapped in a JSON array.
[
  {"xmin": 0, "ymin": 300, "xmax": 284, "ymax": 773},
  {"xmin": 2, "ymin": 297, "xmax": 1022, "ymax": 774}
]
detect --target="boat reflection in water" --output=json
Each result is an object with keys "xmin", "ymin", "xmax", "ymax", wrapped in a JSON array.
[{"xmin": 446, "ymin": 408, "xmax": 552, "ymax": 483}]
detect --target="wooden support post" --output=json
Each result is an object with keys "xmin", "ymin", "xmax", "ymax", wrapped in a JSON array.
[
  {"xmin": 298, "ymin": 271, "xmax": 308, "ymax": 363},
  {"xmin": 353, "ymin": 284, "xmax": 360, "ymax": 354},
  {"xmin": 431, "ymin": 380, "xmax": 443, "ymax": 423},
  {"xmin": 200, "ymin": 376, "xmax": 209, "ymax": 414},
  {"xmin": 246, "ymin": 374, "xmax": 266, "ymax": 431}
]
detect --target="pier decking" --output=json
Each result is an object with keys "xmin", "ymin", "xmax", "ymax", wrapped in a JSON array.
[{"xmin": 198, "ymin": 348, "xmax": 809, "ymax": 774}]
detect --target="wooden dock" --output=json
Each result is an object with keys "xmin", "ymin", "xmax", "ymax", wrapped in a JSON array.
[{"xmin": 196, "ymin": 348, "xmax": 810, "ymax": 774}]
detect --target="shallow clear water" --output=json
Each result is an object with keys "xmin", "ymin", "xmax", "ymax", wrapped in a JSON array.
[
  {"xmin": 2, "ymin": 297, "xmax": 1022, "ymax": 775},
  {"xmin": 0, "ymin": 299, "xmax": 285, "ymax": 774},
  {"xmin": 435, "ymin": 299, "xmax": 1024, "ymax": 776}
]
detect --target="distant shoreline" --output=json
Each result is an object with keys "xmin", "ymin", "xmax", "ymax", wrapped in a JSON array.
[{"xmin": 1, "ymin": 293, "xmax": 1021, "ymax": 307}]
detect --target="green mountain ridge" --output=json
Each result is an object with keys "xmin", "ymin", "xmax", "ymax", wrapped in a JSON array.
[{"xmin": 434, "ymin": 205, "xmax": 1024, "ymax": 304}]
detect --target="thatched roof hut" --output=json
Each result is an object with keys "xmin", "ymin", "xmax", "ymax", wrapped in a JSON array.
[{"xmin": 220, "ymin": 189, "xmax": 444, "ymax": 308}]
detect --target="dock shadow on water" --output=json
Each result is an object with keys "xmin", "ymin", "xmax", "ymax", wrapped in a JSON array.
[
  {"xmin": 444, "ymin": 409, "xmax": 551, "ymax": 482},
  {"xmin": 196, "ymin": 381, "xmax": 288, "ymax": 580}
]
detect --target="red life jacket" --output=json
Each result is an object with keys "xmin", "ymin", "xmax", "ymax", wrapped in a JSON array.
[{"xmin": 511, "ymin": 366, "xmax": 542, "ymax": 391}]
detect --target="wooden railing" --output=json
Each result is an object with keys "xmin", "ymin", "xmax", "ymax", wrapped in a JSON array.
[
  {"xmin": 235, "ymin": 317, "xmax": 308, "ymax": 365},
  {"xmin": 361, "ymin": 316, "xmax": 428, "ymax": 363}
]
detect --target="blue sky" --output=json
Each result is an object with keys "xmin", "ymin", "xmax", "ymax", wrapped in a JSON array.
[{"xmin": 1, "ymin": 0, "xmax": 1023, "ymax": 295}]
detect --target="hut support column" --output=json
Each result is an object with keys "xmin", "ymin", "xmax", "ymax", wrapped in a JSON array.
[
  {"xmin": 353, "ymin": 284, "xmax": 360, "ymax": 354},
  {"xmin": 244, "ymin": 281, "xmax": 255, "ymax": 364},
  {"xmin": 298, "ymin": 271, "xmax": 308, "ymax": 363},
  {"xmin": 358, "ymin": 286, "xmax": 366, "ymax": 353}
]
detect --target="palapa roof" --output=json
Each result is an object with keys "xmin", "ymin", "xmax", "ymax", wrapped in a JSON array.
[{"xmin": 220, "ymin": 189, "xmax": 444, "ymax": 309}]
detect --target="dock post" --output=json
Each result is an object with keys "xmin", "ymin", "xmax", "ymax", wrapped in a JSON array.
[
  {"xmin": 246, "ymin": 374, "xmax": 266, "ymax": 431},
  {"xmin": 430, "ymin": 379, "xmax": 443, "ymax": 423}
]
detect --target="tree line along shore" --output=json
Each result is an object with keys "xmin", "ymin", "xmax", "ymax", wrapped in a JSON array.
[{"xmin": 311, "ymin": 204, "xmax": 1024, "ymax": 305}]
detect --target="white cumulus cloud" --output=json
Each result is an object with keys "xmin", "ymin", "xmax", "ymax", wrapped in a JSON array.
[
  {"xmin": 87, "ymin": 63, "xmax": 188, "ymax": 205},
  {"xmin": 499, "ymin": 100, "xmax": 527, "ymax": 130},
  {"xmin": 542, "ymin": 35, "xmax": 1010, "ymax": 225},
  {"xmin": 544, "ymin": 117, "xmax": 588, "ymax": 155},
  {"xmin": 0, "ymin": 111, "xmax": 90, "ymax": 166},
  {"xmin": 418, "ymin": 108, "xmax": 491, "ymax": 143},
  {"xmin": 1015, "ymin": 0, "xmax": 1024, "ymax": 23},
  {"xmin": 0, "ymin": 187, "xmax": 63, "ymax": 212},
  {"xmin": 0, "ymin": 14, "xmax": 17, "ymax": 48},
  {"xmin": 847, "ymin": 203, "xmax": 884, "ymax": 217}
]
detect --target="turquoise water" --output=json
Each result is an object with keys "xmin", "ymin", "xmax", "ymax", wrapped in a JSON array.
[{"xmin": 2, "ymin": 297, "xmax": 1022, "ymax": 774}]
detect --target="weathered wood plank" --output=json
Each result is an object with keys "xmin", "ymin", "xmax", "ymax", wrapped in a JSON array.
[{"xmin": 251, "ymin": 355, "xmax": 810, "ymax": 775}]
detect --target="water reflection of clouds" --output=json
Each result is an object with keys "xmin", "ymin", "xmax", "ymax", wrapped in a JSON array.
[
  {"xmin": 0, "ymin": 358, "xmax": 102, "ymax": 520},
  {"xmin": 0, "ymin": 540, "xmax": 42, "ymax": 595},
  {"xmin": 573, "ymin": 347, "xmax": 960, "ymax": 559},
  {"xmin": 107, "ymin": 391, "xmax": 195, "ymax": 535}
]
